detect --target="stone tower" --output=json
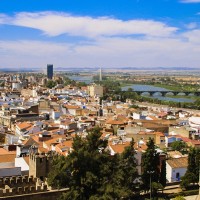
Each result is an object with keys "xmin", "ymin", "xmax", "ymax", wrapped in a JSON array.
[{"xmin": 29, "ymin": 146, "xmax": 53, "ymax": 181}]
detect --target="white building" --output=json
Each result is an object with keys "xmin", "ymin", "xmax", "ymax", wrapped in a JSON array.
[
  {"xmin": 15, "ymin": 156, "xmax": 29, "ymax": 175},
  {"xmin": 166, "ymin": 157, "xmax": 188, "ymax": 182},
  {"xmin": 12, "ymin": 82, "xmax": 22, "ymax": 90}
]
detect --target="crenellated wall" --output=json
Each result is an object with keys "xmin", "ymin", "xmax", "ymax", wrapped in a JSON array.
[{"xmin": 0, "ymin": 175, "xmax": 48, "ymax": 197}]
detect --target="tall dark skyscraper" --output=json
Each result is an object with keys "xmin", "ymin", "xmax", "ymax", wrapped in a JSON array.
[{"xmin": 47, "ymin": 64, "xmax": 53, "ymax": 79}]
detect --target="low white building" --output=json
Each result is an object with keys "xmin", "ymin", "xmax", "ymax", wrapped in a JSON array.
[
  {"xmin": 166, "ymin": 157, "xmax": 188, "ymax": 182},
  {"xmin": 15, "ymin": 156, "xmax": 29, "ymax": 175}
]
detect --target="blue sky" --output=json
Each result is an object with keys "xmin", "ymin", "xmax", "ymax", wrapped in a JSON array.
[{"xmin": 0, "ymin": 0, "xmax": 200, "ymax": 68}]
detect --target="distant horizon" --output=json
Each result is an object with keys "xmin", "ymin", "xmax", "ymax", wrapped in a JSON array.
[
  {"xmin": 1, "ymin": 66, "xmax": 200, "ymax": 72},
  {"xmin": 1, "ymin": 0, "xmax": 200, "ymax": 68}
]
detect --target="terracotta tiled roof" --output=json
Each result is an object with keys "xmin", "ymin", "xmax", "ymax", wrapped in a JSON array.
[
  {"xmin": 16, "ymin": 122, "xmax": 32, "ymax": 130},
  {"xmin": 167, "ymin": 151, "xmax": 184, "ymax": 159},
  {"xmin": 167, "ymin": 157, "xmax": 188, "ymax": 168},
  {"xmin": 106, "ymin": 119, "xmax": 125, "ymax": 125},
  {"xmin": 23, "ymin": 156, "xmax": 29, "ymax": 165},
  {"xmin": 191, "ymin": 140, "xmax": 200, "ymax": 144},
  {"xmin": 65, "ymin": 105, "xmax": 80, "ymax": 109},
  {"xmin": 0, "ymin": 154, "xmax": 16, "ymax": 163},
  {"xmin": 55, "ymin": 140, "xmax": 73, "ymax": 151},
  {"xmin": 38, "ymin": 147, "xmax": 49, "ymax": 153},
  {"xmin": 0, "ymin": 148, "xmax": 16, "ymax": 155},
  {"xmin": 148, "ymin": 116, "xmax": 158, "ymax": 120},
  {"xmin": 154, "ymin": 132, "xmax": 165, "ymax": 137},
  {"xmin": 181, "ymin": 137, "xmax": 191, "ymax": 142},
  {"xmin": 108, "ymin": 141, "xmax": 130, "ymax": 154},
  {"xmin": 138, "ymin": 131, "xmax": 155, "ymax": 135},
  {"xmin": 60, "ymin": 121, "xmax": 72, "ymax": 125},
  {"xmin": 43, "ymin": 135, "xmax": 66, "ymax": 149},
  {"xmin": 23, "ymin": 136, "xmax": 41, "ymax": 146},
  {"xmin": 51, "ymin": 128, "xmax": 64, "ymax": 133},
  {"xmin": 158, "ymin": 112, "xmax": 168, "ymax": 117}
]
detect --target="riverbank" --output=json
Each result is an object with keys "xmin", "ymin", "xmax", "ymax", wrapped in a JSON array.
[
  {"xmin": 166, "ymin": 95, "xmax": 200, "ymax": 101},
  {"xmin": 135, "ymin": 101, "xmax": 200, "ymax": 114}
]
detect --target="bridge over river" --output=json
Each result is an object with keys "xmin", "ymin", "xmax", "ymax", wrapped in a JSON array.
[{"xmin": 125, "ymin": 90, "xmax": 200, "ymax": 97}]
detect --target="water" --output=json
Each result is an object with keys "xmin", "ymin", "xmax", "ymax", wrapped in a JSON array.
[
  {"xmin": 122, "ymin": 84, "xmax": 195, "ymax": 103},
  {"xmin": 152, "ymin": 96, "xmax": 194, "ymax": 103},
  {"xmin": 122, "ymin": 84, "xmax": 172, "ymax": 91}
]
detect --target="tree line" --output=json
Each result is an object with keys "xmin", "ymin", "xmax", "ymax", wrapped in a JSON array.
[{"xmin": 48, "ymin": 127, "xmax": 166, "ymax": 200}]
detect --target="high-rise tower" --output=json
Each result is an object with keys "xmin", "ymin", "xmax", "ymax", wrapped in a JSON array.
[
  {"xmin": 47, "ymin": 64, "xmax": 53, "ymax": 79},
  {"xmin": 99, "ymin": 67, "xmax": 102, "ymax": 82}
]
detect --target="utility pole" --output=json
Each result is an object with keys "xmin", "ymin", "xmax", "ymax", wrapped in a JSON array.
[
  {"xmin": 196, "ymin": 162, "xmax": 200, "ymax": 200},
  {"xmin": 198, "ymin": 162, "xmax": 200, "ymax": 200},
  {"xmin": 147, "ymin": 170, "xmax": 154, "ymax": 200}
]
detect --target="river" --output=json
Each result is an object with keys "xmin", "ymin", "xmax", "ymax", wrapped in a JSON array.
[{"xmin": 122, "ymin": 84, "xmax": 195, "ymax": 103}]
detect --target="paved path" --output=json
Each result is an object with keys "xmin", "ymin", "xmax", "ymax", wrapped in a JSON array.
[
  {"xmin": 163, "ymin": 184, "xmax": 182, "ymax": 194},
  {"xmin": 185, "ymin": 195, "xmax": 199, "ymax": 200}
]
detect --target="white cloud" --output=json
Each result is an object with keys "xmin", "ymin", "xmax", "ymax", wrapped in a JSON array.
[
  {"xmin": 0, "ymin": 11, "xmax": 177, "ymax": 38},
  {"xmin": 180, "ymin": 0, "xmax": 200, "ymax": 3},
  {"xmin": 182, "ymin": 29, "xmax": 200, "ymax": 43},
  {"xmin": 185, "ymin": 22, "xmax": 198, "ymax": 29},
  {"xmin": 0, "ymin": 40, "xmax": 72, "ymax": 68},
  {"xmin": 0, "ymin": 12, "xmax": 200, "ymax": 68},
  {"xmin": 0, "ymin": 35, "xmax": 200, "ymax": 68},
  {"xmin": 0, "ymin": 14, "xmax": 10, "ymax": 24}
]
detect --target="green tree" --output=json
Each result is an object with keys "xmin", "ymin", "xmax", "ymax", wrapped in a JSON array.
[
  {"xmin": 76, "ymin": 82, "xmax": 87, "ymax": 88},
  {"xmin": 119, "ymin": 139, "xmax": 139, "ymax": 192},
  {"xmin": 141, "ymin": 138, "xmax": 160, "ymax": 190},
  {"xmin": 63, "ymin": 76, "xmax": 77, "ymax": 86},
  {"xmin": 173, "ymin": 196, "xmax": 186, "ymax": 200},
  {"xmin": 194, "ymin": 99, "xmax": 200, "ymax": 106},
  {"xmin": 171, "ymin": 141, "xmax": 188, "ymax": 152},
  {"xmin": 159, "ymin": 160, "xmax": 166, "ymax": 187},
  {"xmin": 0, "ymin": 81, "xmax": 5, "ymax": 87},
  {"xmin": 49, "ymin": 127, "xmax": 139, "ymax": 200},
  {"xmin": 122, "ymin": 91, "xmax": 138, "ymax": 102},
  {"xmin": 101, "ymin": 80, "xmax": 121, "ymax": 95},
  {"xmin": 46, "ymin": 80, "xmax": 57, "ymax": 88},
  {"xmin": 181, "ymin": 147, "xmax": 200, "ymax": 188},
  {"xmin": 151, "ymin": 182, "xmax": 164, "ymax": 195},
  {"xmin": 47, "ymin": 155, "xmax": 70, "ymax": 189},
  {"xmin": 180, "ymin": 172, "xmax": 196, "ymax": 189},
  {"xmin": 187, "ymin": 147, "xmax": 200, "ymax": 179},
  {"xmin": 65, "ymin": 128, "xmax": 107, "ymax": 199}
]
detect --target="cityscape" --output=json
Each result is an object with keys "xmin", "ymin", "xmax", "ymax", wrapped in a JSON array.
[{"xmin": 0, "ymin": 0, "xmax": 200, "ymax": 200}]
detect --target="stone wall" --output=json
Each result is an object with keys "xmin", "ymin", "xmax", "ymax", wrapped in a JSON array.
[
  {"xmin": 0, "ymin": 175, "xmax": 49, "ymax": 197},
  {"xmin": 0, "ymin": 188, "xmax": 69, "ymax": 200}
]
